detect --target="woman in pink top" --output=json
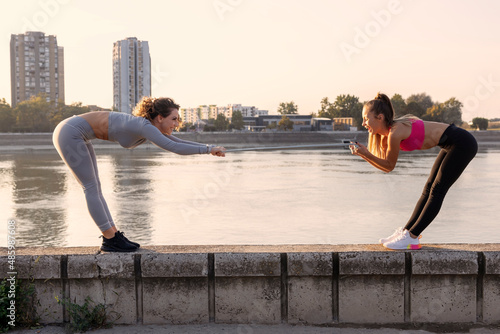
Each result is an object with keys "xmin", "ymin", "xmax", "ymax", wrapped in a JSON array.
[{"xmin": 350, "ymin": 93, "xmax": 477, "ymax": 250}]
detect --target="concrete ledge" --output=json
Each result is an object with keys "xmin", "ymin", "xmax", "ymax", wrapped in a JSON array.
[
  {"xmin": 288, "ymin": 252, "xmax": 332, "ymax": 276},
  {"xmin": 339, "ymin": 252, "xmax": 405, "ymax": 275},
  {"xmin": 215, "ymin": 253, "xmax": 281, "ymax": 277},
  {"xmin": 2, "ymin": 244, "xmax": 500, "ymax": 327},
  {"xmin": 485, "ymin": 252, "xmax": 500, "ymax": 274},
  {"xmin": 141, "ymin": 253, "xmax": 208, "ymax": 278},
  {"xmin": 412, "ymin": 251, "xmax": 478, "ymax": 275},
  {"xmin": 68, "ymin": 253, "xmax": 135, "ymax": 279}
]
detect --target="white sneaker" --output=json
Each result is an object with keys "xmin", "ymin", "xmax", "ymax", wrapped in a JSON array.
[
  {"xmin": 378, "ymin": 227, "xmax": 404, "ymax": 244},
  {"xmin": 383, "ymin": 230, "xmax": 421, "ymax": 250}
]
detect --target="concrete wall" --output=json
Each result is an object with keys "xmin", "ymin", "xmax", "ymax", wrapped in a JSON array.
[{"xmin": 2, "ymin": 244, "xmax": 500, "ymax": 327}]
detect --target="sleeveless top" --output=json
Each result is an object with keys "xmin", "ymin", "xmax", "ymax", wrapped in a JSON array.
[
  {"xmin": 399, "ymin": 119, "xmax": 425, "ymax": 151},
  {"xmin": 107, "ymin": 112, "xmax": 212, "ymax": 154}
]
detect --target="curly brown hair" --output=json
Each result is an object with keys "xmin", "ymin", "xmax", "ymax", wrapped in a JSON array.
[{"xmin": 132, "ymin": 97, "xmax": 181, "ymax": 122}]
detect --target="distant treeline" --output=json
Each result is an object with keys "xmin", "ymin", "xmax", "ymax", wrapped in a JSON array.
[
  {"xmin": 0, "ymin": 94, "xmax": 90, "ymax": 132},
  {"xmin": 277, "ymin": 93, "xmax": 492, "ymax": 130},
  {"xmin": 311, "ymin": 93, "xmax": 465, "ymax": 128},
  {"xmin": 0, "ymin": 92, "xmax": 492, "ymax": 132}
]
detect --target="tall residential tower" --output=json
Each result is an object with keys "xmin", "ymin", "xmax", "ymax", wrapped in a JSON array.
[
  {"xmin": 113, "ymin": 37, "xmax": 151, "ymax": 114},
  {"xmin": 10, "ymin": 31, "xmax": 65, "ymax": 107}
]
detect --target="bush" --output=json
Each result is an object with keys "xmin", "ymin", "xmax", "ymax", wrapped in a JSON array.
[
  {"xmin": 56, "ymin": 296, "xmax": 114, "ymax": 333},
  {"xmin": 0, "ymin": 277, "xmax": 39, "ymax": 332}
]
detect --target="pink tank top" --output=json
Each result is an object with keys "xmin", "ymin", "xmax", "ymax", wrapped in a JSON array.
[{"xmin": 399, "ymin": 119, "xmax": 425, "ymax": 151}]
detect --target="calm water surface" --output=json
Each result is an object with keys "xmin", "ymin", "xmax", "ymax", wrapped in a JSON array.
[{"xmin": 1, "ymin": 146, "xmax": 499, "ymax": 247}]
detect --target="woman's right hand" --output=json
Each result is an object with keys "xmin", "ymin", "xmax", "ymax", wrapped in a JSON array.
[
  {"xmin": 211, "ymin": 146, "xmax": 226, "ymax": 157},
  {"xmin": 350, "ymin": 142, "xmax": 367, "ymax": 157}
]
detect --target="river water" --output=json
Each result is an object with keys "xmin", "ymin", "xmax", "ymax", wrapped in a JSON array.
[{"xmin": 1, "ymin": 146, "xmax": 499, "ymax": 248}]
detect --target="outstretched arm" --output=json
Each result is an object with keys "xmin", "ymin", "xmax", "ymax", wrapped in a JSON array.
[
  {"xmin": 167, "ymin": 134, "xmax": 226, "ymax": 157},
  {"xmin": 141, "ymin": 123, "xmax": 218, "ymax": 155},
  {"xmin": 350, "ymin": 135, "xmax": 400, "ymax": 173},
  {"xmin": 165, "ymin": 134, "xmax": 207, "ymax": 146}
]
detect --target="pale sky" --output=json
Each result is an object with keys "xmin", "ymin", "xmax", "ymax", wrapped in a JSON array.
[{"xmin": 2, "ymin": 0, "xmax": 500, "ymax": 121}]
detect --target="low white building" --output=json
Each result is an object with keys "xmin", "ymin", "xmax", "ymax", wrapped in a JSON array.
[
  {"xmin": 182, "ymin": 103, "xmax": 269, "ymax": 123},
  {"xmin": 254, "ymin": 109, "xmax": 269, "ymax": 116},
  {"xmin": 180, "ymin": 107, "xmax": 200, "ymax": 124}
]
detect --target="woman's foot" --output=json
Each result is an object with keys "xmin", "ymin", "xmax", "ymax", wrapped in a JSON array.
[
  {"xmin": 383, "ymin": 230, "xmax": 421, "ymax": 250},
  {"xmin": 378, "ymin": 227, "xmax": 404, "ymax": 244},
  {"xmin": 117, "ymin": 231, "xmax": 140, "ymax": 248},
  {"xmin": 100, "ymin": 231, "xmax": 139, "ymax": 252}
]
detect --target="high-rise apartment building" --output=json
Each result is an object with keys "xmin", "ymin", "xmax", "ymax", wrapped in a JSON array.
[
  {"xmin": 113, "ymin": 37, "xmax": 151, "ymax": 114},
  {"xmin": 10, "ymin": 31, "xmax": 65, "ymax": 107}
]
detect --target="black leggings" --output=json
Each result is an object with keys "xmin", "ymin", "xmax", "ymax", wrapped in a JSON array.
[{"xmin": 404, "ymin": 125, "xmax": 478, "ymax": 236}]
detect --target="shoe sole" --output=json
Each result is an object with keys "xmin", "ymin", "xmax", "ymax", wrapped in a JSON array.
[
  {"xmin": 382, "ymin": 244, "xmax": 421, "ymax": 250},
  {"xmin": 100, "ymin": 246, "xmax": 138, "ymax": 253}
]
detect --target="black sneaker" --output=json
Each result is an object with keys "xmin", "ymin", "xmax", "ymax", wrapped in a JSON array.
[
  {"xmin": 116, "ymin": 231, "xmax": 140, "ymax": 248},
  {"xmin": 100, "ymin": 232, "xmax": 138, "ymax": 252}
]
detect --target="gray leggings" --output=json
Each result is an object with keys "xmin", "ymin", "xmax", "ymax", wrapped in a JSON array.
[{"xmin": 52, "ymin": 116, "xmax": 115, "ymax": 232}]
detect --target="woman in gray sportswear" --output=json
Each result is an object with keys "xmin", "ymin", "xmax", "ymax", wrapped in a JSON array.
[{"xmin": 52, "ymin": 97, "xmax": 226, "ymax": 252}]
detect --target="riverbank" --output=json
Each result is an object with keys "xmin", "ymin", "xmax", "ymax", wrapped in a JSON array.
[{"xmin": 1, "ymin": 130, "xmax": 500, "ymax": 152}]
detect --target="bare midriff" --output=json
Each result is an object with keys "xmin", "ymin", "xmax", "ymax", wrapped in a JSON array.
[
  {"xmin": 420, "ymin": 121, "xmax": 450, "ymax": 150},
  {"xmin": 79, "ymin": 111, "xmax": 110, "ymax": 141}
]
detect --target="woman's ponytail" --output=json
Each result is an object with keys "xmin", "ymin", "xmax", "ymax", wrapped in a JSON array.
[{"xmin": 371, "ymin": 93, "xmax": 395, "ymax": 127}]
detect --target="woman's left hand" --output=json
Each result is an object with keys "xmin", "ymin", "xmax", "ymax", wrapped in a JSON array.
[{"xmin": 211, "ymin": 146, "xmax": 226, "ymax": 157}]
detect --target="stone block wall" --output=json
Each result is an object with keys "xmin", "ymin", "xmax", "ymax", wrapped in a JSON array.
[{"xmin": 2, "ymin": 245, "xmax": 500, "ymax": 327}]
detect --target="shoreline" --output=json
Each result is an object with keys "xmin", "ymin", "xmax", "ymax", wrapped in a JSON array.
[{"xmin": 1, "ymin": 130, "xmax": 500, "ymax": 152}]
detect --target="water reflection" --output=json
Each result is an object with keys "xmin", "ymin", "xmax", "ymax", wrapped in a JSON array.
[
  {"xmin": 108, "ymin": 152, "xmax": 154, "ymax": 245},
  {"xmin": 10, "ymin": 153, "xmax": 68, "ymax": 246},
  {"xmin": 1, "ymin": 147, "xmax": 499, "ymax": 247}
]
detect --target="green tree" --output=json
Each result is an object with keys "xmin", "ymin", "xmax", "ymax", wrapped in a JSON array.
[
  {"xmin": 179, "ymin": 122, "xmax": 194, "ymax": 132},
  {"xmin": 472, "ymin": 117, "xmax": 489, "ymax": 130},
  {"xmin": 424, "ymin": 98, "xmax": 463, "ymax": 124},
  {"xmin": 423, "ymin": 98, "xmax": 460, "ymax": 123},
  {"xmin": 406, "ymin": 93, "xmax": 434, "ymax": 113},
  {"xmin": 266, "ymin": 122, "xmax": 277, "ymax": 130},
  {"xmin": 424, "ymin": 104, "xmax": 445, "ymax": 122},
  {"xmin": 317, "ymin": 97, "xmax": 334, "ymax": 118},
  {"xmin": 277, "ymin": 101, "xmax": 298, "ymax": 115},
  {"xmin": 278, "ymin": 115, "xmax": 294, "ymax": 131},
  {"xmin": 440, "ymin": 97, "xmax": 463, "ymax": 124},
  {"xmin": 231, "ymin": 110, "xmax": 244, "ymax": 130},
  {"xmin": 405, "ymin": 101, "xmax": 426, "ymax": 118},
  {"xmin": 14, "ymin": 94, "xmax": 52, "ymax": 132},
  {"xmin": 333, "ymin": 94, "xmax": 363, "ymax": 128},
  {"xmin": 318, "ymin": 94, "xmax": 363, "ymax": 127},
  {"xmin": 203, "ymin": 124, "xmax": 216, "ymax": 132},
  {"xmin": 213, "ymin": 113, "xmax": 229, "ymax": 131},
  {"xmin": 332, "ymin": 94, "xmax": 360, "ymax": 118},
  {"xmin": 0, "ymin": 98, "xmax": 15, "ymax": 132},
  {"xmin": 391, "ymin": 94, "xmax": 407, "ymax": 118},
  {"xmin": 51, "ymin": 102, "xmax": 89, "ymax": 127}
]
